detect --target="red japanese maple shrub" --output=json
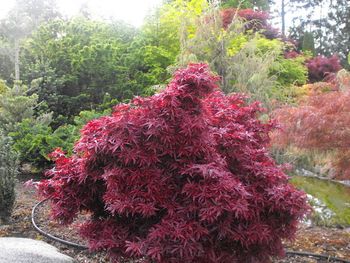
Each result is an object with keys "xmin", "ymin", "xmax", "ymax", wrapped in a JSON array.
[
  {"xmin": 306, "ymin": 55, "xmax": 342, "ymax": 83},
  {"xmin": 38, "ymin": 64, "xmax": 309, "ymax": 263}
]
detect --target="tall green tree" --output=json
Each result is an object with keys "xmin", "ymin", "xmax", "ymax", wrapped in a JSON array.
[
  {"xmin": 21, "ymin": 16, "xmax": 177, "ymax": 121},
  {"xmin": 289, "ymin": 0, "xmax": 350, "ymax": 64},
  {"xmin": 302, "ymin": 31, "xmax": 315, "ymax": 55}
]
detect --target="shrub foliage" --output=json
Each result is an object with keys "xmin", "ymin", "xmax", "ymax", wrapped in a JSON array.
[
  {"xmin": 0, "ymin": 133, "xmax": 17, "ymax": 223},
  {"xmin": 38, "ymin": 64, "xmax": 308, "ymax": 262}
]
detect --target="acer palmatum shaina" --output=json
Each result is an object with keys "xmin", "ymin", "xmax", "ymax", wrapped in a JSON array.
[{"xmin": 38, "ymin": 63, "xmax": 309, "ymax": 263}]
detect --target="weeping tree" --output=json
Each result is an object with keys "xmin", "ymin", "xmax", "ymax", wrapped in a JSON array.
[{"xmin": 177, "ymin": 5, "xmax": 281, "ymax": 108}]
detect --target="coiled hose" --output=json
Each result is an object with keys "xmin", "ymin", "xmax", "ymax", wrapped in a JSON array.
[{"xmin": 32, "ymin": 199, "xmax": 350, "ymax": 262}]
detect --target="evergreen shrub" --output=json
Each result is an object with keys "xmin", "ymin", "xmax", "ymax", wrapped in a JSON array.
[
  {"xmin": 0, "ymin": 134, "xmax": 17, "ymax": 223},
  {"xmin": 9, "ymin": 109, "xmax": 110, "ymax": 168}
]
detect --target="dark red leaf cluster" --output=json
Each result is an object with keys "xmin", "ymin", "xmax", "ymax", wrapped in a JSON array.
[
  {"xmin": 221, "ymin": 8, "xmax": 279, "ymax": 39},
  {"xmin": 284, "ymin": 50, "xmax": 300, "ymax": 59},
  {"xmin": 306, "ymin": 55, "xmax": 342, "ymax": 83},
  {"xmin": 221, "ymin": 8, "xmax": 268, "ymax": 29},
  {"xmin": 261, "ymin": 24, "xmax": 281, "ymax": 40},
  {"xmin": 38, "ymin": 64, "xmax": 309, "ymax": 263}
]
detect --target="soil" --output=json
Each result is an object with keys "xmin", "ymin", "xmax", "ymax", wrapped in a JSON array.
[{"xmin": 0, "ymin": 175, "xmax": 349, "ymax": 263}]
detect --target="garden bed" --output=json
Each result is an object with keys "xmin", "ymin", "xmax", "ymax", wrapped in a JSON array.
[{"xmin": 0, "ymin": 176, "xmax": 349, "ymax": 263}]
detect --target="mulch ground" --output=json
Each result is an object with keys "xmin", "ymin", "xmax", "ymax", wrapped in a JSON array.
[{"xmin": 0, "ymin": 175, "xmax": 349, "ymax": 263}]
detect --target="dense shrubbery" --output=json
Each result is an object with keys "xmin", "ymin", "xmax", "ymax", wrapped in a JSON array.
[
  {"xmin": 272, "ymin": 56, "xmax": 308, "ymax": 87},
  {"xmin": 38, "ymin": 64, "xmax": 309, "ymax": 262},
  {"xmin": 9, "ymin": 109, "xmax": 110, "ymax": 167},
  {"xmin": 0, "ymin": 133, "xmax": 17, "ymax": 223},
  {"xmin": 9, "ymin": 118, "xmax": 63, "ymax": 167},
  {"xmin": 20, "ymin": 17, "xmax": 177, "ymax": 121}
]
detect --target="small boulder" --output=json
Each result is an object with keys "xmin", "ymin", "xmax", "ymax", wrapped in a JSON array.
[{"xmin": 0, "ymin": 237, "xmax": 75, "ymax": 263}]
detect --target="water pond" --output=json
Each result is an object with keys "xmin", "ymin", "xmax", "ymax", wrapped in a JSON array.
[{"xmin": 290, "ymin": 175, "xmax": 350, "ymax": 227}]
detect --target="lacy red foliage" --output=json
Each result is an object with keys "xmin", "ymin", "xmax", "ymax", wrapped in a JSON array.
[
  {"xmin": 221, "ymin": 8, "xmax": 279, "ymax": 39},
  {"xmin": 38, "ymin": 64, "xmax": 309, "ymax": 263},
  {"xmin": 273, "ymin": 87, "xmax": 350, "ymax": 180},
  {"xmin": 306, "ymin": 55, "xmax": 342, "ymax": 83}
]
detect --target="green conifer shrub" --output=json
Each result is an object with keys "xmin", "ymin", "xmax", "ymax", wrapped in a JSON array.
[
  {"xmin": 0, "ymin": 133, "xmax": 17, "ymax": 223},
  {"xmin": 302, "ymin": 32, "xmax": 316, "ymax": 56}
]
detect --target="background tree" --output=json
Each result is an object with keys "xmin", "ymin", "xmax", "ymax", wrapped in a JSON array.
[
  {"xmin": 302, "ymin": 31, "xmax": 315, "ymax": 55},
  {"xmin": 0, "ymin": 10, "xmax": 32, "ymax": 81},
  {"xmin": 289, "ymin": 0, "xmax": 350, "ymax": 65},
  {"xmin": 21, "ymin": 18, "xmax": 139, "ymax": 120},
  {"xmin": 20, "ymin": 0, "xmax": 208, "ymax": 122},
  {"xmin": 0, "ymin": 0, "xmax": 59, "ymax": 82}
]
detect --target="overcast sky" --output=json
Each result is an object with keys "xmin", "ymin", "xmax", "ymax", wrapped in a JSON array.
[
  {"xmin": 0, "ymin": 0, "xmax": 163, "ymax": 27},
  {"xmin": 0, "ymin": 0, "xmax": 310, "ymax": 33}
]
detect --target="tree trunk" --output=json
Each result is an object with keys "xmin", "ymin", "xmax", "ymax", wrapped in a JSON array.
[
  {"xmin": 281, "ymin": 0, "xmax": 286, "ymax": 37},
  {"xmin": 14, "ymin": 38, "xmax": 20, "ymax": 81}
]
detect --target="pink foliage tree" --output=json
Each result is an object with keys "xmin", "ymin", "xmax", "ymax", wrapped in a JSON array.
[{"xmin": 272, "ymin": 75, "xmax": 350, "ymax": 180}]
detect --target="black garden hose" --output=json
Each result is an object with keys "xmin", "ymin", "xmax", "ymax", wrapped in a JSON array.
[
  {"xmin": 286, "ymin": 250, "xmax": 350, "ymax": 263},
  {"xmin": 31, "ymin": 198, "xmax": 88, "ymax": 250},
  {"xmin": 32, "ymin": 199, "xmax": 350, "ymax": 262}
]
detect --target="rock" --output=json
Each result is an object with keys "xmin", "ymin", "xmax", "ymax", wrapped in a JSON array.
[{"xmin": 0, "ymin": 237, "xmax": 75, "ymax": 263}]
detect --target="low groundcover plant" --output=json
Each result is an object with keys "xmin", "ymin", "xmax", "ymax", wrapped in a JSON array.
[{"xmin": 38, "ymin": 63, "xmax": 309, "ymax": 263}]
